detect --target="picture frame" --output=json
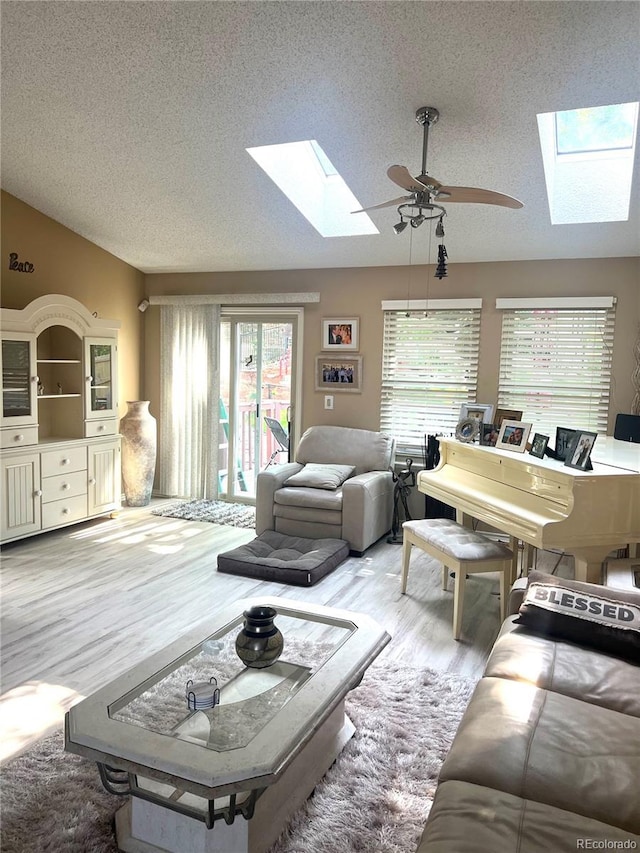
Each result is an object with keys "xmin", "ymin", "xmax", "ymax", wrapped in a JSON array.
[
  {"xmin": 455, "ymin": 417, "xmax": 481, "ymax": 443},
  {"xmin": 315, "ymin": 355, "xmax": 362, "ymax": 392},
  {"xmin": 529, "ymin": 433, "xmax": 549, "ymax": 459},
  {"xmin": 564, "ymin": 431, "xmax": 597, "ymax": 471},
  {"xmin": 480, "ymin": 423, "xmax": 499, "ymax": 447},
  {"xmin": 554, "ymin": 427, "xmax": 577, "ymax": 462},
  {"xmin": 494, "ymin": 408, "xmax": 523, "ymax": 429},
  {"xmin": 496, "ymin": 419, "xmax": 532, "ymax": 453},
  {"xmin": 322, "ymin": 318, "xmax": 359, "ymax": 351},
  {"xmin": 459, "ymin": 403, "xmax": 494, "ymax": 424}
]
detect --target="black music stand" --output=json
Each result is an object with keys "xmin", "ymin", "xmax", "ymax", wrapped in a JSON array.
[{"xmin": 387, "ymin": 459, "xmax": 416, "ymax": 544}]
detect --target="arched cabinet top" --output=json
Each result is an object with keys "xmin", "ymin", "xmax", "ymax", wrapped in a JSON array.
[{"xmin": 0, "ymin": 294, "xmax": 120, "ymax": 338}]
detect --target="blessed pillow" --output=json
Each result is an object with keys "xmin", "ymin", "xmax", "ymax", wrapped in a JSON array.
[
  {"xmin": 516, "ymin": 570, "xmax": 640, "ymax": 663},
  {"xmin": 284, "ymin": 463, "xmax": 355, "ymax": 490}
]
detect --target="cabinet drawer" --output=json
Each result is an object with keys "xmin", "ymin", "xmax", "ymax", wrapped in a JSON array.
[
  {"xmin": 1, "ymin": 426, "xmax": 39, "ymax": 449},
  {"xmin": 41, "ymin": 446, "xmax": 87, "ymax": 477},
  {"xmin": 41, "ymin": 494, "xmax": 87, "ymax": 530},
  {"xmin": 85, "ymin": 418, "xmax": 117, "ymax": 437},
  {"xmin": 41, "ymin": 470, "xmax": 88, "ymax": 504}
]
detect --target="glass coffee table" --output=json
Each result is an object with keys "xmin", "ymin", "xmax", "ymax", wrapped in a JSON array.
[{"xmin": 65, "ymin": 597, "xmax": 390, "ymax": 853}]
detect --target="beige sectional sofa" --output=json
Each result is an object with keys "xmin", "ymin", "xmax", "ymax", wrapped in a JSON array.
[{"xmin": 417, "ymin": 571, "xmax": 640, "ymax": 852}]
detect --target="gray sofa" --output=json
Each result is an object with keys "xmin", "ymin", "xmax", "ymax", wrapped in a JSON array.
[
  {"xmin": 417, "ymin": 571, "xmax": 640, "ymax": 852},
  {"xmin": 255, "ymin": 425, "xmax": 394, "ymax": 555}
]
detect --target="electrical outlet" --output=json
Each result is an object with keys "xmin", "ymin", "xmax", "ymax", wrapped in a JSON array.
[{"xmin": 324, "ymin": 395, "xmax": 334, "ymax": 410}]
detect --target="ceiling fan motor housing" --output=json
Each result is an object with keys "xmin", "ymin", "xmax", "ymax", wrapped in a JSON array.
[{"xmin": 415, "ymin": 106, "xmax": 440, "ymax": 127}]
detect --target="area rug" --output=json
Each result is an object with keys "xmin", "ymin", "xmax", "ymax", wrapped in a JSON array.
[
  {"xmin": 1, "ymin": 658, "xmax": 477, "ymax": 853},
  {"xmin": 151, "ymin": 499, "xmax": 256, "ymax": 529}
]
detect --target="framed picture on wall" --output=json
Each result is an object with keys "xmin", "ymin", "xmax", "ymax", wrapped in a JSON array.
[
  {"xmin": 322, "ymin": 318, "xmax": 359, "ymax": 351},
  {"xmin": 315, "ymin": 355, "xmax": 362, "ymax": 392}
]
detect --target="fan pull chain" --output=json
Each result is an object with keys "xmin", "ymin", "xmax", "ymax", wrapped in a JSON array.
[
  {"xmin": 405, "ymin": 225, "xmax": 414, "ymax": 316},
  {"xmin": 425, "ymin": 221, "xmax": 433, "ymax": 317}
]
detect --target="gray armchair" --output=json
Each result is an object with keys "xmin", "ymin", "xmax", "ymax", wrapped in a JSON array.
[{"xmin": 256, "ymin": 425, "xmax": 395, "ymax": 555}]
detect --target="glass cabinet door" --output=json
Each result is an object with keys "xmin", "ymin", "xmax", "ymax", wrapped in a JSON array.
[
  {"xmin": 1, "ymin": 334, "xmax": 37, "ymax": 426},
  {"xmin": 84, "ymin": 337, "xmax": 118, "ymax": 419}
]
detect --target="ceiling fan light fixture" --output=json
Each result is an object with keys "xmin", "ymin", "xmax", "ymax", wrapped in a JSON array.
[
  {"xmin": 410, "ymin": 215, "xmax": 425, "ymax": 228},
  {"xmin": 360, "ymin": 106, "xmax": 523, "ymax": 220},
  {"xmin": 435, "ymin": 217, "xmax": 445, "ymax": 238},
  {"xmin": 393, "ymin": 219, "xmax": 408, "ymax": 234}
]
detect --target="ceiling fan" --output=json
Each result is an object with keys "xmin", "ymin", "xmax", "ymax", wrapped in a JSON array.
[{"xmin": 353, "ymin": 107, "xmax": 524, "ymax": 232}]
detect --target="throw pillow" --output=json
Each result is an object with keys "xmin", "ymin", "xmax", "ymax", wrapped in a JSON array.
[
  {"xmin": 516, "ymin": 570, "xmax": 640, "ymax": 663},
  {"xmin": 284, "ymin": 463, "xmax": 355, "ymax": 490}
]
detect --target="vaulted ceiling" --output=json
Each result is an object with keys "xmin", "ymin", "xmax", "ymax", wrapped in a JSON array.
[{"xmin": 2, "ymin": 1, "xmax": 638, "ymax": 273}]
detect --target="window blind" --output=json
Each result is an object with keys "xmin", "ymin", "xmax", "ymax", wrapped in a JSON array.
[
  {"xmin": 380, "ymin": 309, "xmax": 481, "ymax": 451},
  {"xmin": 498, "ymin": 306, "xmax": 615, "ymax": 436}
]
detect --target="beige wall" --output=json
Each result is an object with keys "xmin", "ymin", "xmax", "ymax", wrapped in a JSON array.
[
  {"xmin": 145, "ymin": 257, "xmax": 639, "ymax": 436},
  {"xmin": 1, "ymin": 191, "xmax": 146, "ymax": 414},
  {"xmin": 2, "ymin": 189, "xmax": 637, "ymax": 446}
]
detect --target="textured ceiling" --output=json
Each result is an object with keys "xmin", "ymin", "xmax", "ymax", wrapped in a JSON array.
[{"xmin": 1, "ymin": 1, "xmax": 639, "ymax": 273}]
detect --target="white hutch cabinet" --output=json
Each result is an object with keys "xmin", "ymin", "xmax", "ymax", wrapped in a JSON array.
[{"xmin": 1, "ymin": 295, "xmax": 121, "ymax": 543}]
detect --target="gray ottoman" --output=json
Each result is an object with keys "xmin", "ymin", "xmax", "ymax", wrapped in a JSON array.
[{"xmin": 217, "ymin": 530, "xmax": 349, "ymax": 586}]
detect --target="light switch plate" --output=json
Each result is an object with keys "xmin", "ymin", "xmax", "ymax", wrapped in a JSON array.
[{"xmin": 324, "ymin": 395, "xmax": 334, "ymax": 410}]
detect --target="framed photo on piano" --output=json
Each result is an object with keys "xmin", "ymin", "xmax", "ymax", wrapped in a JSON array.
[
  {"xmin": 496, "ymin": 419, "xmax": 532, "ymax": 453},
  {"xmin": 459, "ymin": 403, "xmax": 494, "ymax": 424},
  {"xmin": 481, "ymin": 423, "xmax": 500, "ymax": 446},
  {"xmin": 529, "ymin": 433, "xmax": 549, "ymax": 458},
  {"xmin": 564, "ymin": 431, "xmax": 597, "ymax": 470},
  {"xmin": 494, "ymin": 408, "xmax": 523, "ymax": 429},
  {"xmin": 554, "ymin": 427, "xmax": 577, "ymax": 461}
]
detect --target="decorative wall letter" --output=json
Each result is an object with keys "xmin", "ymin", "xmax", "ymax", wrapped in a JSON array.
[{"xmin": 8, "ymin": 252, "xmax": 35, "ymax": 273}]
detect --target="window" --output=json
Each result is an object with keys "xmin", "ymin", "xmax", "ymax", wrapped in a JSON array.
[
  {"xmin": 537, "ymin": 102, "xmax": 638, "ymax": 224},
  {"xmin": 380, "ymin": 301, "xmax": 482, "ymax": 453},
  {"xmin": 497, "ymin": 298, "xmax": 615, "ymax": 436},
  {"xmin": 246, "ymin": 140, "xmax": 378, "ymax": 237}
]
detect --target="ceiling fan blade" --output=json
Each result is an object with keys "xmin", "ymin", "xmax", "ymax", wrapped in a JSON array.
[
  {"xmin": 351, "ymin": 195, "xmax": 413, "ymax": 214},
  {"xmin": 387, "ymin": 165, "xmax": 432, "ymax": 193},
  {"xmin": 437, "ymin": 185, "xmax": 524, "ymax": 209}
]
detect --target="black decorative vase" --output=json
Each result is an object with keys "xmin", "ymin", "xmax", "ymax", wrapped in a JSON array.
[{"xmin": 235, "ymin": 606, "xmax": 284, "ymax": 669}]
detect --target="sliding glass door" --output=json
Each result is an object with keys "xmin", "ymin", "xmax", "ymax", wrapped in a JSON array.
[{"xmin": 219, "ymin": 310, "xmax": 300, "ymax": 502}]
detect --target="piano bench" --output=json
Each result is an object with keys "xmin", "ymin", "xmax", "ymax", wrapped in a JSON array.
[{"xmin": 401, "ymin": 518, "xmax": 514, "ymax": 640}]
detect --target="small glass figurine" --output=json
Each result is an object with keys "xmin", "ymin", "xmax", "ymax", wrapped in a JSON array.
[{"xmin": 57, "ymin": 382, "xmax": 63, "ymax": 395}]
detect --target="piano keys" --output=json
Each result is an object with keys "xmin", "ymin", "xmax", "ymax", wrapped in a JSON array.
[{"xmin": 417, "ymin": 437, "xmax": 640, "ymax": 584}]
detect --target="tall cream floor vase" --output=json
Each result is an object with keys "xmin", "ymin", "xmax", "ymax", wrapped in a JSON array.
[{"xmin": 119, "ymin": 400, "xmax": 157, "ymax": 506}]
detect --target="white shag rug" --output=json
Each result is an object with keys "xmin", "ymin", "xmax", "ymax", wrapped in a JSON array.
[
  {"xmin": 1, "ymin": 659, "xmax": 477, "ymax": 853},
  {"xmin": 151, "ymin": 499, "xmax": 256, "ymax": 529}
]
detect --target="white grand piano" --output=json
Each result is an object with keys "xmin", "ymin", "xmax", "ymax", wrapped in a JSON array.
[{"xmin": 417, "ymin": 436, "xmax": 640, "ymax": 584}]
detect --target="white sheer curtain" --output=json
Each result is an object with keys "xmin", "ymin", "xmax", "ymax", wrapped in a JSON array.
[{"xmin": 159, "ymin": 304, "xmax": 220, "ymax": 498}]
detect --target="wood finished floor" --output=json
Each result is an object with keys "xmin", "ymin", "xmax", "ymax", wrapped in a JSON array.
[{"xmin": 0, "ymin": 500, "xmax": 572, "ymax": 761}]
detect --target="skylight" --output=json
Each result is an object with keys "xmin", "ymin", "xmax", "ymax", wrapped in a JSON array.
[
  {"xmin": 246, "ymin": 140, "xmax": 378, "ymax": 237},
  {"xmin": 537, "ymin": 102, "xmax": 638, "ymax": 224}
]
